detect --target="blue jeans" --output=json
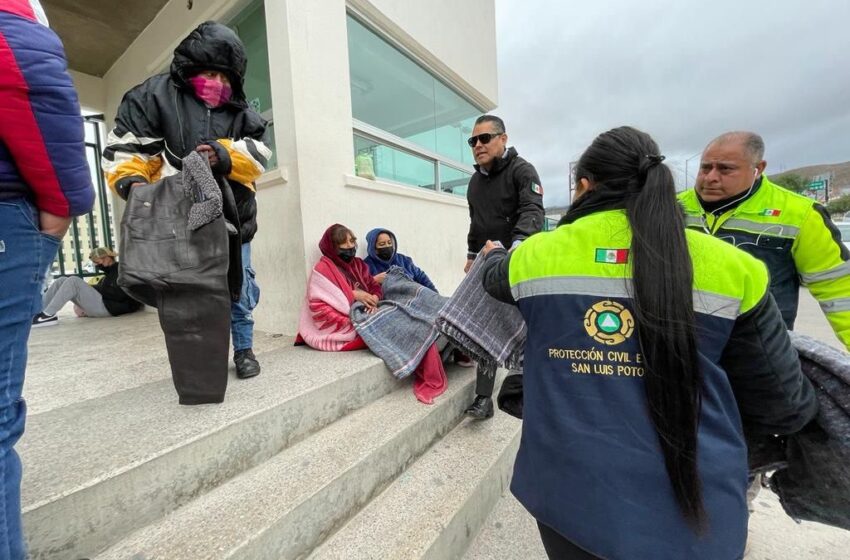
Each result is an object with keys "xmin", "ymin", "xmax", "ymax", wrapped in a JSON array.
[
  {"xmin": 230, "ymin": 243, "xmax": 260, "ymax": 352},
  {"xmin": 0, "ymin": 199, "xmax": 61, "ymax": 559}
]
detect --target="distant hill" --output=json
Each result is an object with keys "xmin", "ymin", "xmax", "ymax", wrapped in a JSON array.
[{"xmin": 774, "ymin": 161, "xmax": 850, "ymax": 194}]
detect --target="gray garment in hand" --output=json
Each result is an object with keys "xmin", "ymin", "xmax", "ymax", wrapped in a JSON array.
[{"xmin": 42, "ymin": 276, "xmax": 111, "ymax": 317}]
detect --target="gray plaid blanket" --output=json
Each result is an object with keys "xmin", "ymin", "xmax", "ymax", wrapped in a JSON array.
[
  {"xmin": 435, "ymin": 254, "xmax": 525, "ymax": 369},
  {"xmin": 350, "ymin": 267, "xmax": 448, "ymax": 379}
]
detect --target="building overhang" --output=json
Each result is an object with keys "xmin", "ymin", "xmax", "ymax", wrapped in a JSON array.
[{"xmin": 41, "ymin": 0, "xmax": 171, "ymax": 77}]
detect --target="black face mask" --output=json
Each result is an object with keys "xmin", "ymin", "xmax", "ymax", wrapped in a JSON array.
[
  {"xmin": 376, "ymin": 247, "xmax": 394, "ymax": 261},
  {"xmin": 338, "ymin": 248, "xmax": 356, "ymax": 263}
]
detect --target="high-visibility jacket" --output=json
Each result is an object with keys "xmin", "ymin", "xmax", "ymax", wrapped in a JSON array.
[
  {"xmin": 483, "ymin": 209, "xmax": 816, "ymax": 560},
  {"xmin": 679, "ymin": 176, "xmax": 850, "ymax": 349}
]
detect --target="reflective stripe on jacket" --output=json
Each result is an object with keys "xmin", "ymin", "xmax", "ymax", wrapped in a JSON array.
[{"xmin": 679, "ymin": 176, "xmax": 850, "ymax": 350}]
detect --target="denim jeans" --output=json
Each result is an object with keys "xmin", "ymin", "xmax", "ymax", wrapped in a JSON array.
[
  {"xmin": 230, "ymin": 243, "xmax": 260, "ymax": 352},
  {"xmin": 0, "ymin": 199, "xmax": 61, "ymax": 559}
]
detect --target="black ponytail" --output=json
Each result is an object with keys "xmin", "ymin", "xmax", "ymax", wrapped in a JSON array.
[{"xmin": 575, "ymin": 127, "xmax": 706, "ymax": 531}]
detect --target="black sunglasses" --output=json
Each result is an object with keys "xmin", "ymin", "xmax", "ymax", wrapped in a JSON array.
[{"xmin": 467, "ymin": 132, "xmax": 504, "ymax": 147}]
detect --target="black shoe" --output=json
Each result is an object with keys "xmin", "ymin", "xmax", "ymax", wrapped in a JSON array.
[
  {"xmin": 464, "ymin": 395, "xmax": 494, "ymax": 420},
  {"xmin": 32, "ymin": 312, "xmax": 59, "ymax": 328},
  {"xmin": 234, "ymin": 348, "xmax": 261, "ymax": 379}
]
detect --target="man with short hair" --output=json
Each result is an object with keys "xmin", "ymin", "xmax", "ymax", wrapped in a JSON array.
[
  {"xmin": 0, "ymin": 1, "xmax": 94, "ymax": 555},
  {"xmin": 463, "ymin": 114, "xmax": 544, "ymax": 419},
  {"xmin": 679, "ymin": 131, "xmax": 850, "ymax": 350}
]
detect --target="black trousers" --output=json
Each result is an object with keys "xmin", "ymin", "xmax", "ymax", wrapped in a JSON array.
[
  {"xmin": 475, "ymin": 361, "xmax": 498, "ymax": 397},
  {"xmin": 156, "ymin": 285, "xmax": 231, "ymax": 405},
  {"xmin": 538, "ymin": 522, "xmax": 602, "ymax": 560}
]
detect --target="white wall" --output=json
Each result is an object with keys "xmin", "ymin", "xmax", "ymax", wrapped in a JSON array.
[{"xmin": 69, "ymin": 70, "xmax": 106, "ymax": 113}]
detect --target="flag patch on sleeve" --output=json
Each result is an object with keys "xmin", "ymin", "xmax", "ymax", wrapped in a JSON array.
[
  {"xmin": 531, "ymin": 182, "xmax": 543, "ymax": 195},
  {"xmin": 595, "ymin": 248, "xmax": 629, "ymax": 264}
]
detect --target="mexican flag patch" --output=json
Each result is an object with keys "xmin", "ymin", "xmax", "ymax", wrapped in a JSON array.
[
  {"xmin": 595, "ymin": 248, "xmax": 629, "ymax": 264},
  {"xmin": 760, "ymin": 209, "xmax": 781, "ymax": 217},
  {"xmin": 531, "ymin": 182, "xmax": 544, "ymax": 195}
]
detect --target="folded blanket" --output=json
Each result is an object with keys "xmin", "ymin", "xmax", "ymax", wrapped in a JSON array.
[
  {"xmin": 436, "ymin": 254, "xmax": 526, "ymax": 369},
  {"xmin": 351, "ymin": 267, "xmax": 448, "ymax": 378}
]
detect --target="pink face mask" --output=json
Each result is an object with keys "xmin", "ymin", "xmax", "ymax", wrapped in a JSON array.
[{"xmin": 188, "ymin": 75, "xmax": 233, "ymax": 108}]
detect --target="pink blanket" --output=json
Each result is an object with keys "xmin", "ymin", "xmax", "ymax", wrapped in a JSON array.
[{"xmin": 297, "ymin": 257, "xmax": 366, "ymax": 352}]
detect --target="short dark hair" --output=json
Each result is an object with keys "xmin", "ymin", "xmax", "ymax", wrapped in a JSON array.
[
  {"xmin": 330, "ymin": 224, "xmax": 356, "ymax": 247},
  {"xmin": 708, "ymin": 131, "xmax": 765, "ymax": 164},
  {"xmin": 474, "ymin": 114, "xmax": 506, "ymax": 134}
]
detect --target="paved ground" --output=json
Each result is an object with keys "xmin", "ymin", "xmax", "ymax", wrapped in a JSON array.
[{"xmin": 466, "ymin": 289, "xmax": 850, "ymax": 559}]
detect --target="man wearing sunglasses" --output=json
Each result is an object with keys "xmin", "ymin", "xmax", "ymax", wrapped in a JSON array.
[{"xmin": 463, "ymin": 114, "xmax": 544, "ymax": 419}]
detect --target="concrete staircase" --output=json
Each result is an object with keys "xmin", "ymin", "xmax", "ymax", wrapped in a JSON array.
[{"xmin": 21, "ymin": 311, "xmax": 521, "ymax": 560}]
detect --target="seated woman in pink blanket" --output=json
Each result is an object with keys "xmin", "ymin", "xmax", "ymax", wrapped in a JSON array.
[{"xmin": 297, "ymin": 224, "xmax": 447, "ymax": 404}]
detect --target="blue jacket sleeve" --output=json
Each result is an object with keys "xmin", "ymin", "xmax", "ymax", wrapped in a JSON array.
[{"xmin": 0, "ymin": 12, "xmax": 93, "ymax": 217}]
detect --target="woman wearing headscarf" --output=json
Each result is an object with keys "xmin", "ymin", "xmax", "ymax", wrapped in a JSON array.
[
  {"xmin": 298, "ymin": 224, "xmax": 446, "ymax": 403},
  {"xmin": 480, "ymin": 126, "xmax": 817, "ymax": 559},
  {"xmin": 364, "ymin": 228, "xmax": 437, "ymax": 292}
]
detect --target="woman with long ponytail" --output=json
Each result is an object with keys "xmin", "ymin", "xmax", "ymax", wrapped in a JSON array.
[{"xmin": 480, "ymin": 126, "xmax": 816, "ymax": 559}]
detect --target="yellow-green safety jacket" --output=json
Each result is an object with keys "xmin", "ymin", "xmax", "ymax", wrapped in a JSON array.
[
  {"xmin": 480, "ymin": 209, "xmax": 817, "ymax": 559},
  {"xmin": 679, "ymin": 176, "xmax": 850, "ymax": 349}
]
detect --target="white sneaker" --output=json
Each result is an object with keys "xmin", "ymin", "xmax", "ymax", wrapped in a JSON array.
[{"xmin": 32, "ymin": 313, "xmax": 58, "ymax": 327}]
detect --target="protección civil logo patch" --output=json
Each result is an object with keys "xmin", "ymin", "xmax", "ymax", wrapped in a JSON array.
[{"xmin": 583, "ymin": 300, "xmax": 635, "ymax": 345}]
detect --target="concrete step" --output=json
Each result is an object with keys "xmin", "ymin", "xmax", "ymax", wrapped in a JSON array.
[
  {"xmin": 20, "ymin": 342, "xmax": 395, "ymax": 560},
  {"xmin": 95, "ymin": 367, "xmax": 475, "ymax": 560},
  {"xmin": 464, "ymin": 492, "xmax": 546, "ymax": 560},
  {"xmin": 308, "ymin": 405, "xmax": 522, "ymax": 560},
  {"xmin": 24, "ymin": 311, "xmax": 293, "ymax": 415}
]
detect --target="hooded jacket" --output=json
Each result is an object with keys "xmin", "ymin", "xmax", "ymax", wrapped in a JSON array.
[
  {"xmin": 466, "ymin": 147, "xmax": 544, "ymax": 258},
  {"xmin": 363, "ymin": 228, "xmax": 438, "ymax": 292},
  {"xmin": 102, "ymin": 21, "xmax": 270, "ymax": 243},
  {"xmin": 0, "ymin": 0, "xmax": 94, "ymax": 217}
]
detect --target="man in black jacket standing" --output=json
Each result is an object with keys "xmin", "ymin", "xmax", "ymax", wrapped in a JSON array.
[{"xmin": 464, "ymin": 115, "xmax": 544, "ymax": 419}]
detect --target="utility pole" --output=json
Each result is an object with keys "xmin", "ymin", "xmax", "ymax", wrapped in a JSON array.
[
  {"xmin": 684, "ymin": 150, "xmax": 702, "ymax": 189},
  {"xmin": 568, "ymin": 161, "xmax": 577, "ymax": 204}
]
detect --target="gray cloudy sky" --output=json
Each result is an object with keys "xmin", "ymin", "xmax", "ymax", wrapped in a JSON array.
[{"xmin": 494, "ymin": 0, "xmax": 850, "ymax": 207}]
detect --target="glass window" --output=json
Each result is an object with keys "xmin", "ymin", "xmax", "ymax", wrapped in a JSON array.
[
  {"xmin": 347, "ymin": 16, "xmax": 479, "ymax": 167},
  {"xmin": 354, "ymin": 135, "xmax": 435, "ymax": 190},
  {"xmin": 439, "ymin": 164, "xmax": 472, "ymax": 197},
  {"xmin": 230, "ymin": 1, "xmax": 276, "ymax": 169}
]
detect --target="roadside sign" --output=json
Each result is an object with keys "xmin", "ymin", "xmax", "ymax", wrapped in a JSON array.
[{"xmin": 808, "ymin": 180, "xmax": 826, "ymax": 190}]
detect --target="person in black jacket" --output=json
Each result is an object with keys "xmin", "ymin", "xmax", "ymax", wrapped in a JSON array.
[
  {"xmin": 102, "ymin": 21, "xmax": 271, "ymax": 379},
  {"xmin": 463, "ymin": 114, "xmax": 545, "ymax": 419},
  {"xmin": 33, "ymin": 247, "xmax": 142, "ymax": 326}
]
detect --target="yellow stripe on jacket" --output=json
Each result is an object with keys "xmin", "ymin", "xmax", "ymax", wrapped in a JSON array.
[{"xmin": 216, "ymin": 137, "xmax": 272, "ymax": 190}]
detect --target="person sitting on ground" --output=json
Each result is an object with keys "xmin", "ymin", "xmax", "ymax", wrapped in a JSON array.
[
  {"xmin": 364, "ymin": 227, "xmax": 473, "ymax": 368},
  {"xmin": 297, "ymin": 224, "xmax": 447, "ymax": 404},
  {"xmin": 33, "ymin": 247, "xmax": 142, "ymax": 326},
  {"xmin": 364, "ymin": 228, "xmax": 438, "ymax": 291},
  {"xmin": 296, "ymin": 224, "xmax": 382, "ymax": 351}
]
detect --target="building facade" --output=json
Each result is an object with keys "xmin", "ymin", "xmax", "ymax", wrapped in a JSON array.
[{"xmin": 62, "ymin": 0, "xmax": 498, "ymax": 334}]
